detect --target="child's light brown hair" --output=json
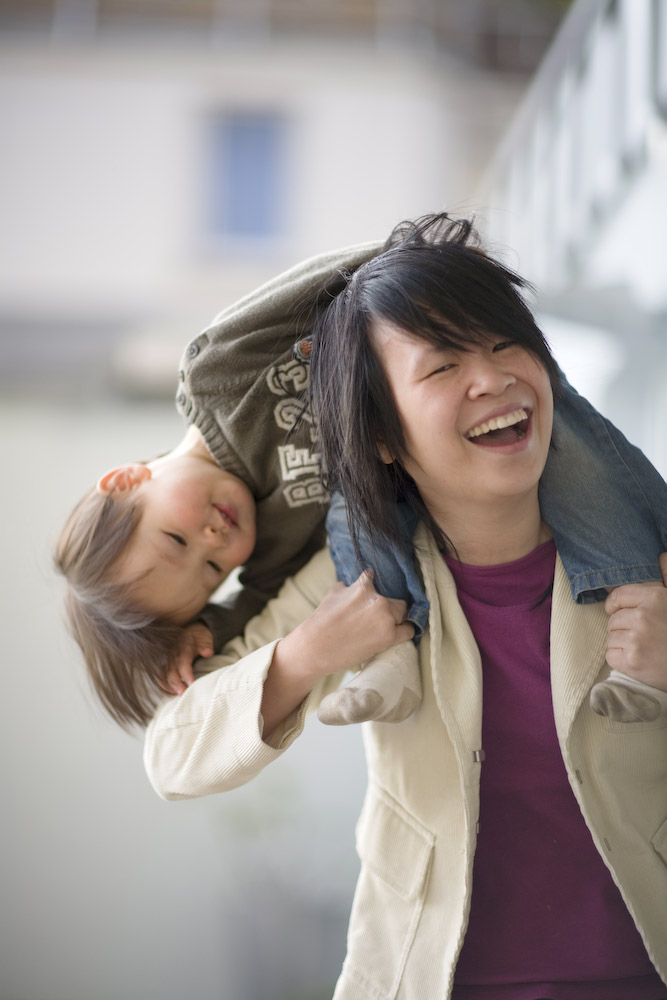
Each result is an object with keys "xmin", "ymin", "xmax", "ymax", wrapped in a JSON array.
[{"xmin": 55, "ymin": 486, "xmax": 185, "ymax": 728}]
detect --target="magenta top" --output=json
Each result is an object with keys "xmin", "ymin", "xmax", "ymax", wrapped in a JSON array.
[{"xmin": 446, "ymin": 540, "xmax": 664, "ymax": 1000}]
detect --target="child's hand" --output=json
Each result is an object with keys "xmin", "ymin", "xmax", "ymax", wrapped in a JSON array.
[
  {"xmin": 162, "ymin": 623, "xmax": 215, "ymax": 696},
  {"xmin": 605, "ymin": 552, "xmax": 667, "ymax": 693}
]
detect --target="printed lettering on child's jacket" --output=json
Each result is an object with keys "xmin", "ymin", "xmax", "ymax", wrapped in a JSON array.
[{"xmin": 267, "ymin": 358, "xmax": 328, "ymax": 509}]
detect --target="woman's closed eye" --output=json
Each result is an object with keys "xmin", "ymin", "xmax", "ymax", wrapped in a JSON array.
[
  {"xmin": 492, "ymin": 340, "xmax": 517, "ymax": 352},
  {"xmin": 428, "ymin": 361, "xmax": 457, "ymax": 377}
]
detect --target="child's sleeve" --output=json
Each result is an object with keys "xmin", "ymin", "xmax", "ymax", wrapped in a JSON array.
[
  {"xmin": 539, "ymin": 373, "xmax": 667, "ymax": 603},
  {"xmin": 175, "ymin": 241, "xmax": 383, "ymax": 650}
]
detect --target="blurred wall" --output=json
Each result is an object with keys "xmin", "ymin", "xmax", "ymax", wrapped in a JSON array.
[{"xmin": 0, "ymin": 34, "xmax": 527, "ymax": 396}]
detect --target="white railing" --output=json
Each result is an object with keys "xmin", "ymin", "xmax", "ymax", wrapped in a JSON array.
[{"xmin": 474, "ymin": 0, "xmax": 667, "ymax": 297}]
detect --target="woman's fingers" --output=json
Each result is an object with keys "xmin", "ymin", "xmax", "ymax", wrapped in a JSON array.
[
  {"xmin": 605, "ymin": 578, "xmax": 667, "ymax": 689},
  {"xmin": 605, "ymin": 583, "xmax": 660, "ymax": 615},
  {"xmin": 387, "ymin": 597, "xmax": 409, "ymax": 624},
  {"xmin": 394, "ymin": 621, "xmax": 416, "ymax": 644},
  {"xmin": 352, "ymin": 569, "xmax": 409, "ymax": 623}
]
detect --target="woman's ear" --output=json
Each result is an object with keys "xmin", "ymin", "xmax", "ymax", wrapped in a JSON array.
[
  {"xmin": 377, "ymin": 439, "xmax": 394, "ymax": 465},
  {"xmin": 96, "ymin": 464, "xmax": 151, "ymax": 496}
]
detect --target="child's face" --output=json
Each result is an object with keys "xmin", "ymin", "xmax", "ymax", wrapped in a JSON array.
[{"xmin": 110, "ymin": 454, "xmax": 256, "ymax": 623}]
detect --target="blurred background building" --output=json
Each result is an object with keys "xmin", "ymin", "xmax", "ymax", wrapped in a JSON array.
[
  {"xmin": 2, "ymin": 1, "xmax": 665, "ymax": 999},
  {"xmin": 0, "ymin": 0, "xmax": 571, "ymax": 399}
]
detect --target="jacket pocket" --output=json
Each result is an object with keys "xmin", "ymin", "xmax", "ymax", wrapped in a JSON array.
[{"xmin": 334, "ymin": 784, "xmax": 435, "ymax": 1000}]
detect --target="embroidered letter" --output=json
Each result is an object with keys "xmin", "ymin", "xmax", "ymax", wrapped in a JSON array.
[
  {"xmin": 266, "ymin": 360, "xmax": 310, "ymax": 397},
  {"xmin": 273, "ymin": 397, "xmax": 313, "ymax": 434},
  {"xmin": 283, "ymin": 478, "xmax": 329, "ymax": 508},
  {"xmin": 278, "ymin": 444, "xmax": 321, "ymax": 482}
]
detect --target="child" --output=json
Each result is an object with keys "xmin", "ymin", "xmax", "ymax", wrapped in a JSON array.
[
  {"xmin": 55, "ymin": 423, "xmax": 258, "ymax": 726},
  {"xmin": 56, "ymin": 242, "xmax": 379, "ymax": 728},
  {"xmin": 56, "ymin": 221, "xmax": 667, "ymax": 729}
]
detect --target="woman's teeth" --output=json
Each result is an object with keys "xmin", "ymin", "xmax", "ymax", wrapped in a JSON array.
[{"xmin": 465, "ymin": 408, "xmax": 528, "ymax": 439}]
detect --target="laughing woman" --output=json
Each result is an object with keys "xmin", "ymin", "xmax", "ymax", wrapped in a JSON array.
[{"xmin": 144, "ymin": 215, "xmax": 667, "ymax": 999}]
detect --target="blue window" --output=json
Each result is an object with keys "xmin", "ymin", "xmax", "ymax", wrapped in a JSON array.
[{"xmin": 209, "ymin": 112, "xmax": 287, "ymax": 239}]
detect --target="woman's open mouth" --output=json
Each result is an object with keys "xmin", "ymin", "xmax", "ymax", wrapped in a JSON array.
[{"xmin": 465, "ymin": 408, "xmax": 530, "ymax": 446}]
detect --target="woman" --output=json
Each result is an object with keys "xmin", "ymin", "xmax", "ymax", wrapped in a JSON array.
[{"xmin": 144, "ymin": 215, "xmax": 667, "ymax": 998}]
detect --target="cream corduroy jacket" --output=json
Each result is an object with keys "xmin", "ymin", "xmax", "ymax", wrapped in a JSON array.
[{"xmin": 144, "ymin": 530, "xmax": 667, "ymax": 999}]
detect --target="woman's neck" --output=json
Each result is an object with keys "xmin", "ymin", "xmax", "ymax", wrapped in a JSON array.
[{"xmin": 433, "ymin": 492, "xmax": 551, "ymax": 566}]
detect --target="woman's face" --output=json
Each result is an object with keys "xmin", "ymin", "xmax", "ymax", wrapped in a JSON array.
[{"xmin": 371, "ymin": 321, "xmax": 554, "ymax": 524}]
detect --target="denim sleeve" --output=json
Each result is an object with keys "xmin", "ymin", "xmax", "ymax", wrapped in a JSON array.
[
  {"xmin": 539, "ymin": 374, "xmax": 667, "ymax": 604},
  {"xmin": 325, "ymin": 492, "xmax": 429, "ymax": 637}
]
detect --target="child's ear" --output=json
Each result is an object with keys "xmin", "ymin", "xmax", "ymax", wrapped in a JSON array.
[
  {"xmin": 377, "ymin": 439, "xmax": 394, "ymax": 464},
  {"xmin": 96, "ymin": 464, "xmax": 151, "ymax": 496}
]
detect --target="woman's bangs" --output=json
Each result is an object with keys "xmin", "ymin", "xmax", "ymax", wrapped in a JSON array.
[
  {"xmin": 380, "ymin": 302, "xmax": 498, "ymax": 355},
  {"xmin": 428, "ymin": 317, "xmax": 497, "ymax": 353}
]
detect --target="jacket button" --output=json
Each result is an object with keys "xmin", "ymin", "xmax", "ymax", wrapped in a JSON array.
[
  {"xmin": 176, "ymin": 392, "xmax": 186, "ymax": 407},
  {"xmin": 186, "ymin": 343, "xmax": 200, "ymax": 359}
]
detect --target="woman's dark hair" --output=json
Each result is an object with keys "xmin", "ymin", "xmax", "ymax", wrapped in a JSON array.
[{"xmin": 309, "ymin": 212, "xmax": 562, "ymax": 567}]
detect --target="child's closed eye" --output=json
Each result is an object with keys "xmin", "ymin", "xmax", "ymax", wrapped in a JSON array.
[
  {"xmin": 207, "ymin": 560, "xmax": 222, "ymax": 573},
  {"xmin": 166, "ymin": 532, "xmax": 187, "ymax": 546}
]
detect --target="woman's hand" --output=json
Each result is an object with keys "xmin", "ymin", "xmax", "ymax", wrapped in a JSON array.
[
  {"xmin": 260, "ymin": 570, "xmax": 414, "ymax": 737},
  {"xmin": 161, "ymin": 622, "xmax": 214, "ymax": 696},
  {"xmin": 605, "ymin": 552, "xmax": 667, "ymax": 693},
  {"xmin": 284, "ymin": 569, "xmax": 414, "ymax": 677}
]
